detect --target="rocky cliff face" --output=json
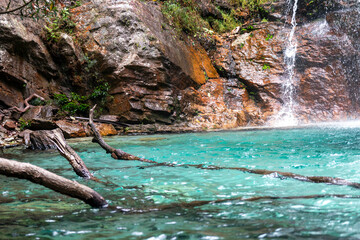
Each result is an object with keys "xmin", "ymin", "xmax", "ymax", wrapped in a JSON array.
[
  {"xmin": 71, "ymin": 0, "xmax": 218, "ymax": 125},
  {"xmin": 0, "ymin": 0, "xmax": 359, "ymax": 143},
  {"xmin": 212, "ymin": 0, "xmax": 360, "ymax": 124}
]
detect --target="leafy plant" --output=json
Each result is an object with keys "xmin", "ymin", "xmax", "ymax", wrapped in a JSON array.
[
  {"xmin": 54, "ymin": 93, "xmax": 89, "ymax": 115},
  {"xmin": 45, "ymin": 7, "xmax": 76, "ymax": 42},
  {"xmin": 19, "ymin": 117, "xmax": 32, "ymax": 130},
  {"xmin": 265, "ymin": 33, "xmax": 273, "ymax": 41},
  {"xmin": 161, "ymin": 0, "xmax": 209, "ymax": 35},
  {"xmin": 262, "ymin": 64, "xmax": 271, "ymax": 70}
]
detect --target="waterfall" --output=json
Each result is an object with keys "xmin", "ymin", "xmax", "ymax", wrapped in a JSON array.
[{"xmin": 272, "ymin": 0, "xmax": 299, "ymax": 126}]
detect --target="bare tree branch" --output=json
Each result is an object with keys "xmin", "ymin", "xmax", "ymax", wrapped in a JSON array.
[
  {"xmin": 89, "ymin": 105, "xmax": 156, "ymax": 163},
  {"xmin": 0, "ymin": 157, "xmax": 108, "ymax": 208},
  {"xmin": 0, "ymin": 0, "xmax": 35, "ymax": 15}
]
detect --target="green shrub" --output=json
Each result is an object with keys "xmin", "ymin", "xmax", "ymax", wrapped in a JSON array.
[
  {"xmin": 230, "ymin": 0, "xmax": 271, "ymax": 11},
  {"xmin": 262, "ymin": 64, "xmax": 271, "ymax": 70},
  {"xmin": 54, "ymin": 93, "xmax": 89, "ymax": 116},
  {"xmin": 162, "ymin": 0, "xmax": 209, "ymax": 36},
  {"xmin": 45, "ymin": 7, "xmax": 76, "ymax": 42},
  {"xmin": 90, "ymin": 82, "xmax": 110, "ymax": 100},
  {"xmin": 19, "ymin": 118, "xmax": 32, "ymax": 130}
]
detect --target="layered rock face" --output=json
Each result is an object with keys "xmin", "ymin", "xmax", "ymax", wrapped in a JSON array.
[
  {"xmin": 0, "ymin": 16, "xmax": 59, "ymax": 109},
  {"xmin": 71, "ymin": 0, "xmax": 218, "ymax": 124}
]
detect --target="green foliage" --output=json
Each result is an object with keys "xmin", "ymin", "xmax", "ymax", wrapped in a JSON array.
[
  {"xmin": 230, "ymin": 0, "xmax": 271, "ymax": 11},
  {"xmin": 19, "ymin": 117, "xmax": 31, "ymax": 130},
  {"xmin": 211, "ymin": 9, "xmax": 241, "ymax": 34},
  {"xmin": 54, "ymin": 93, "xmax": 89, "ymax": 115},
  {"xmin": 265, "ymin": 33, "xmax": 273, "ymax": 41},
  {"xmin": 90, "ymin": 82, "xmax": 110, "ymax": 101},
  {"xmin": 262, "ymin": 64, "xmax": 271, "ymax": 70},
  {"xmin": 160, "ymin": 0, "xmax": 272, "ymax": 36},
  {"xmin": 161, "ymin": 0, "xmax": 209, "ymax": 35},
  {"xmin": 45, "ymin": 7, "xmax": 76, "ymax": 42}
]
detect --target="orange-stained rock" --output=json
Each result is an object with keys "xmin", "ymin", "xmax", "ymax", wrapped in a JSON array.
[
  {"xmin": 94, "ymin": 123, "xmax": 117, "ymax": 136},
  {"xmin": 3, "ymin": 120, "xmax": 17, "ymax": 130},
  {"xmin": 55, "ymin": 120, "xmax": 87, "ymax": 139}
]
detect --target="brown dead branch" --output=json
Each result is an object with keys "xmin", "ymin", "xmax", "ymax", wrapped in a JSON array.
[
  {"xmin": 88, "ymin": 105, "xmax": 156, "ymax": 163},
  {"xmin": 0, "ymin": 157, "xmax": 107, "ymax": 208},
  {"xmin": 88, "ymin": 103, "xmax": 360, "ymax": 190},
  {"xmin": 0, "ymin": 0, "xmax": 34, "ymax": 15}
]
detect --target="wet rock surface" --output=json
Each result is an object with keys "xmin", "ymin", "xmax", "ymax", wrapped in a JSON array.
[{"xmin": 211, "ymin": 1, "xmax": 360, "ymax": 124}]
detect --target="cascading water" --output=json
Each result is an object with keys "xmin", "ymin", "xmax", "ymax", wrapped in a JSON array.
[{"xmin": 272, "ymin": 0, "xmax": 299, "ymax": 126}]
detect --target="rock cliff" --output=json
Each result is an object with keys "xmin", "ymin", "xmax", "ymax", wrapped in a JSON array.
[{"xmin": 0, "ymin": 0, "xmax": 359, "ymax": 145}]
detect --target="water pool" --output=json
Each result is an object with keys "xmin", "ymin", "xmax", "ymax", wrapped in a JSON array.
[{"xmin": 1, "ymin": 125, "xmax": 360, "ymax": 239}]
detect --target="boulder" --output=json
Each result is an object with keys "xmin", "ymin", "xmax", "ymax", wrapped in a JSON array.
[
  {"xmin": 55, "ymin": 120, "xmax": 87, "ymax": 138},
  {"xmin": 92, "ymin": 123, "xmax": 117, "ymax": 136},
  {"xmin": 3, "ymin": 119, "xmax": 17, "ymax": 130}
]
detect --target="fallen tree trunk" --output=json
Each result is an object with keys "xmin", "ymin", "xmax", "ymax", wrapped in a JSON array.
[
  {"xmin": 88, "ymin": 107, "xmax": 360, "ymax": 190},
  {"xmin": 0, "ymin": 158, "xmax": 107, "ymax": 208},
  {"xmin": 88, "ymin": 105, "xmax": 156, "ymax": 163},
  {"xmin": 30, "ymin": 129, "xmax": 93, "ymax": 179}
]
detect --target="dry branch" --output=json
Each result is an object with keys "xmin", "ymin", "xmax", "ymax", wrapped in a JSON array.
[
  {"xmin": 190, "ymin": 164, "xmax": 360, "ymax": 189},
  {"xmin": 0, "ymin": 0, "xmax": 34, "ymax": 14},
  {"xmin": 88, "ymin": 105, "xmax": 156, "ymax": 163},
  {"xmin": 0, "ymin": 157, "xmax": 107, "ymax": 208}
]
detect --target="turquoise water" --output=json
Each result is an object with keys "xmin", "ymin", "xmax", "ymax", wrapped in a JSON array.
[{"xmin": 1, "ymin": 125, "xmax": 360, "ymax": 239}]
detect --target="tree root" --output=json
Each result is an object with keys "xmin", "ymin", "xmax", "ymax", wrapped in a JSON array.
[{"xmin": 10, "ymin": 93, "xmax": 44, "ymax": 113}]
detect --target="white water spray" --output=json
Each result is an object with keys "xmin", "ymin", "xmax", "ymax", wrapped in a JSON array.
[{"xmin": 272, "ymin": 0, "xmax": 299, "ymax": 126}]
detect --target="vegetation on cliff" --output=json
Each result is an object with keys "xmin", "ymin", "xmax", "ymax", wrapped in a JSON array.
[{"xmin": 159, "ymin": 0, "xmax": 272, "ymax": 36}]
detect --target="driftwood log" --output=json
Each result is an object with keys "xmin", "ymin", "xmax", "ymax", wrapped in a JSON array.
[
  {"xmin": 0, "ymin": 158, "xmax": 107, "ymax": 208},
  {"xmin": 88, "ymin": 105, "xmax": 156, "ymax": 163},
  {"xmin": 30, "ymin": 129, "xmax": 93, "ymax": 179}
]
